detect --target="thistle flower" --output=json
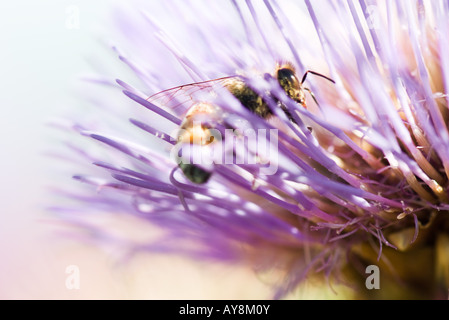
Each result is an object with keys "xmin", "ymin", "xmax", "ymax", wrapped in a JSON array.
[{"xmin": 54, "ymin": 0, "xmax": 449, "ymax": 299}]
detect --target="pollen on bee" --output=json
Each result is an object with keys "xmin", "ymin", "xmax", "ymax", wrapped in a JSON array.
[
  {"xmin": 178, "ymin": 124, "xmax": 215, "ymax": 146},
  {"xmin": 184, "ymin": 102, "xmax": 217, "ymax": 119}
]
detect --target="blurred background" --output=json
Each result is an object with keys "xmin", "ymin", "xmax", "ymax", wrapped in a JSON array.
[
  {"xmin": 0, "ymin": 0, "xmax": 273, "ymax": 300},
  {"xmin": 0, "ymin": 0, "xmax": 339, "ymax": 299}
]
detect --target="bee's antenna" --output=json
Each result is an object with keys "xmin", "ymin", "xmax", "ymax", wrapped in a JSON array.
[
  {"xmin": 301, "ymin": 70, "xmax": 335, "ymax": 85},
  {"xmin": 303, "ymin": 87, "xmax": 320, "ymax": 107}
]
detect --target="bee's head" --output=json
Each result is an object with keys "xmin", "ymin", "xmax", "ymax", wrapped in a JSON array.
[{"xmin": 276, "ymin": 64, "xmax": 306, "ymax": 106}]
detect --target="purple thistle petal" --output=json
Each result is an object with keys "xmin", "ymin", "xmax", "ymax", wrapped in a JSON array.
[
  {"xmin": 122, "ymin": 90, "xmax": 182, "ymax": 125},
  {"xmin": 53, "ymin": 0, "xmax": 449, "ymax": 299},
  {"xmin": 129, "ymin": 118, "xmax": 175, "ymax": 145},
  {"xmin": 112, "ymin": 173, "xmax": 178, "ymax": 195}
]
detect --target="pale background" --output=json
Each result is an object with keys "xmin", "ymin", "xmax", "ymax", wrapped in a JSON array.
[{"xmin": 0, "ymin": 0, "xmax": 337, "ymax": 299}]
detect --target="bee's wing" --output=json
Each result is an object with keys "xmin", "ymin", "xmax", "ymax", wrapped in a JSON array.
[{"xmin": 146, "ymin": 76, "xmax": 237, "ymax": 116}]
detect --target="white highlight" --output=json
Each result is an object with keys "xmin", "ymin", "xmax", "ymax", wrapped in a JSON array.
[{"xmin": 171, "ymin": 127, "xmax": 279, "ymax": 176}]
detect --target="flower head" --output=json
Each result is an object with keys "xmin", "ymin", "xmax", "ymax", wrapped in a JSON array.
[{"xmin": 55, "ymin": 0, "xmax": 449, "ymax": 299}]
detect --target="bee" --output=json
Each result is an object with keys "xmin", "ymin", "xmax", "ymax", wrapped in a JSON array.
[
  {"xmin": 175, "ymin": 102, "xmax": 221, "ymax": 184},
  {"xmin": 147, "ymin": 62, "xmax": 334, "ymax": 184}
]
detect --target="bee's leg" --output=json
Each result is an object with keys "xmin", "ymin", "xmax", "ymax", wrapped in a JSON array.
[
  {"xmin": 278, "ymin": 102, "xmax": 296, "ymax": 123},
  {"xmin": 278, "ymin": 102, "xmax": 312, "ymax": 132},
  {"xmin": 304, "ymin": 87, "xmax": 324, "ymax": 117},
  {"xmin": 170, "ymin": 166, "xmax": 192, "ymax": 212}
]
